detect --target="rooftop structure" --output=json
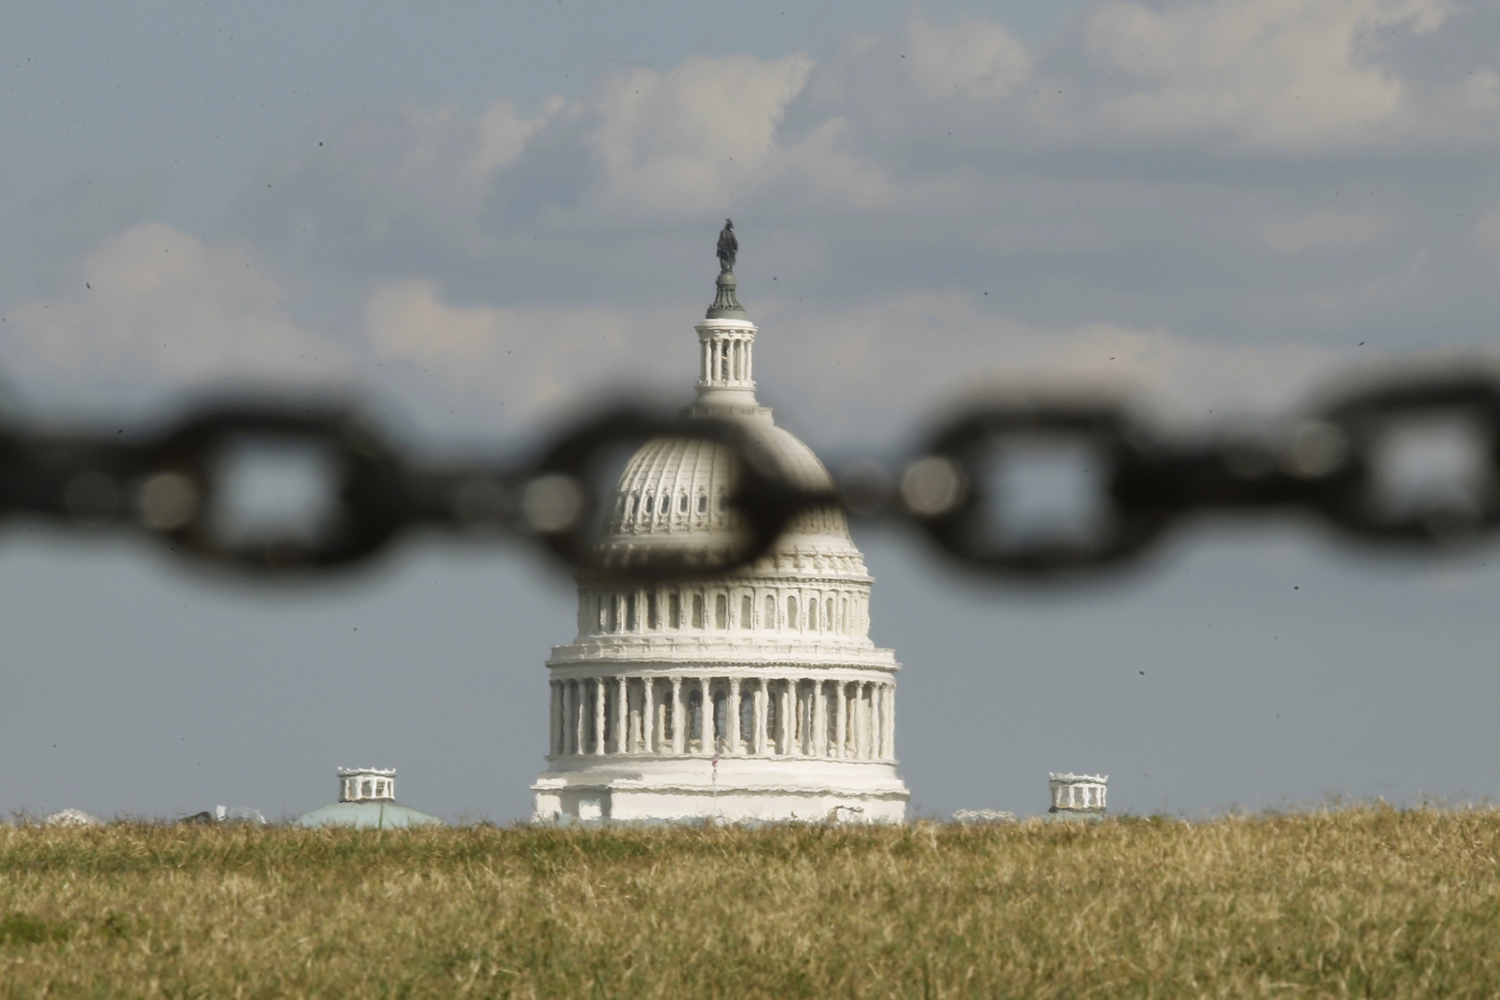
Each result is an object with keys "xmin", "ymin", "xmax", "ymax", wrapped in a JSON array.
[
  {"xmin": 531, "ymin": 226, "xmax": 910, "ymax": 824},
  {"xmin": 1049, "ymin": 772, "xmax": 1108, "ymax": 819},
  {"xmin": 294, "ymin": 767, "xmax": 443, "ymax": 829}
]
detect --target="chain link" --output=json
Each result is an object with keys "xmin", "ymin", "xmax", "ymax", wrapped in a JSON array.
[{"xmin": 0, "ymin": 366, "xmax": 1496, "ymax": 582}]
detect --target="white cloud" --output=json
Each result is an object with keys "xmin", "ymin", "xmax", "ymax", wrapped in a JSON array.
[
  {"xmin": 905, "ymin": 16, "xmax": 1032, "ymax": 102},
  {"xmin": 758, "ymin": 291, "xmax": 1350, "ymax": 442},
  {"xmin": 361, "ymin": 279, "xmax": 682, "ymax": 422},
  {"xmin": 578, "ymin": 54, "xmax": 891, "ymax": 216},
  {"xmin": 3, "ymin": 224, "xmax": 348, "ymax": 393},
  {"xmin": 1263, "ymin": 209, "xmax": 1393, "ymax": 254},
  {"xmin": 1076, "ymin": 0, "xmax": 1450, "ymax": 151}
]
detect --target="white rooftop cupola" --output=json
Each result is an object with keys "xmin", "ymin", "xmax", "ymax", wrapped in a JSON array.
[
  {"xmin": 1049, "ymin": 772, "xmax": 1108, "ymax": 815},
  {"xmin": 338, "ymin": 767, "xmax": 396, "ymax": 803},
  {"xmin": 691, "ymin": 219, "xmax": 765, "ymax": 418}
]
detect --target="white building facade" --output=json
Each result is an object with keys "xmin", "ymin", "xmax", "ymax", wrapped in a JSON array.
[{"xmin": 532, "ymin": 257, "xmax": 910, "ymax": 824}]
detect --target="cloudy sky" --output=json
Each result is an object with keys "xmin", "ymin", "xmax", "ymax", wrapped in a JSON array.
[{"xmin": 3, "ymin": 0, "xmax": 1500, "ymax": 822}]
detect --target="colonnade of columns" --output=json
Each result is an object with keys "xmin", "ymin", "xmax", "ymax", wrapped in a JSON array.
[
  {"xmin": 584, "ymin": 586, "xmax": 868, "ymax": 638},
  {"xmin": 548, "ymin": 673, "xmax": 896, "ymax": 762},
  {"xmin": 1049, "ymin": 779, "xmax": 1107, "ymax": 811},
  {"xmin": 699, "ymin": 333, "xmax": 753, "ymax": 387}
]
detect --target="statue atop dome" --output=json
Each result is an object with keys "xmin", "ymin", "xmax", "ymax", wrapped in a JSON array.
[
  {"xmin": 716, "ymin": 218, "xmax": 738, "ymax": 272},
  {"xmin": 707, "ymin": 220, "xmax": 745, "ymax": 319}
]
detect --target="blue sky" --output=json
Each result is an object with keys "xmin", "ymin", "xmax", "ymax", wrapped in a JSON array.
[{"xmin": 3, "ymin": 0, "xmax": 1499, "ymax": 822}]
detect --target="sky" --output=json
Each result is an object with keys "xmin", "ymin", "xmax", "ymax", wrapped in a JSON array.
[{"xmin": 3, "ymin": 0, "xmax": 1500, "ymax": 822}]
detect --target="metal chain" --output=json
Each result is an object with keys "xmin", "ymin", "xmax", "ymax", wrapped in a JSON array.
[{"xmin": 1, "ymin": 366, "xmax": 1496, "ymax": 582}]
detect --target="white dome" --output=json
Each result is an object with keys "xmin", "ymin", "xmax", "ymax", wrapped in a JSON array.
[{"xmin": 595, "ymin": 417, "xmax": 863, "ymax": 572}]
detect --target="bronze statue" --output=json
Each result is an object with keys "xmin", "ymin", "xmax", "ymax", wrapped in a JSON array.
[{"xmin": 716, "ymin": 218, "xmax": 737, "ymax": 272}]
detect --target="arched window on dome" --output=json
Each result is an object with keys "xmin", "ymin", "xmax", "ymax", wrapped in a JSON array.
[
  {"xmin": 647, "ymin": 592, "xmax": 659, "ymax": 629},
  {"xmin": 669, "ymin": 592, "xmax": 681, "ymax": 629},
  {"xmin": 786, "ymin": 596, "xmax": 798, "ymax": 630},
  {"xmin": 825, "ymin": 598, "xmax": 834, "ymax": 632},
  {"xmin": 644, "ymin": 495, "xmax": 653, "ymax": 515},
  {"xmin": 697, "ymin": 494, "xmax": 707, "ymax": 514},
  {"xmin": 692, "ymin": 594, "xmax": 704, "ymax": 629},
  {"xmin": 607, "ymin": 595, "xmax": 619, "ymax": 633},
  {"xmin": 626, "ymin": 594, "xmax": 638, "ymax": 631},
  {"xmin": 679, "ymin": 493, "xmax": 689, "ymax": 514},
  {"xmin": 715, "ymin": 593, "xmax": 727, "ymax": 629},
  {"xmin": 764, "ymin": 595, "xmax": 775, "ymax": 629},
  {"xmin": 807, "ymin": 598, "xmax": 817, "ymax": 631},
  {"xmin": 740, "ymin": 595, "xmax": 752, "ymax": 629}
]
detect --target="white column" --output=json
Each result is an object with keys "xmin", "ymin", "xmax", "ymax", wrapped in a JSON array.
[
  {"xmin": 883, "ymin": 684, "xmax": 895, "ymax": 758},
  {"xmin": 727, "ymin": 677, "xmax": 741, "ymax": 755},
  {"xmin": 859, "ymin": 684, "xmax": 871, "ymax": 759},
  {"xmin": 567, "ymin": 681, "xmax": 581, "ymax": 755},
  {"xmin": 834, "ymin": 682, "xmax": 848, "ymax": 759},
  {"xmin": 785, "ymin": 681, "xmax": 796, "ymax": 755},
  {"xmin": 593, "ymin": 679, "xmax": 606, "ymax": 756},
  {"xmin": 870, "ymin": 684, "xmax": 882, "ymax": 761},
  {"xmin": 696, "ymin": 677, "xmax": 709, "ymax": 753},
  {"xmin": 813, "ymin": 681, "xmax": 827, "ymax": 756},
  {"xmin": 671, "ymin": 676, "xmax": 684, "ymax": 754},
  {"xmin": 549, "ymin": 681, "xmax": 561, "ymax": 756},
  {"xmin": 880, "ymin": 684, "xmax": 891, "ymax": 759},
  {"xmin": 712, "ymin": 341, "xmax": 722, "ymax": 383},
  {"xmin": 754, "ymin": 678, "xmax": 768, "ymax": 755},
  {"xmin": 614, "ymin": 676, "xmax": 627, "ymax": 754},
  {"xmin": 642, "ymin": 677, "xmax": 656, "ymax": 754},
  {"xmin": 763, "ymin": 678, "xmax": 774, "ymax": 755}
]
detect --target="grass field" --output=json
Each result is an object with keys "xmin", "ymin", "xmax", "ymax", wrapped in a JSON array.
[{"xmin": 2, "ymin": 806, "xmax": 1499, "ymax": 997}]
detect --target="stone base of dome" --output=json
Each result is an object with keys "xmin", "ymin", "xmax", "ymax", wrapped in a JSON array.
[{"xmin": 531, "ymin": 757, "xmax": 909, "ymax": 825}]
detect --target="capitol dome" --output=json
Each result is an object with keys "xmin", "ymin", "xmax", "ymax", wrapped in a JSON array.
[{"xmin": 531, "ymin": 230, "xmax": 910, "ymax": 824}]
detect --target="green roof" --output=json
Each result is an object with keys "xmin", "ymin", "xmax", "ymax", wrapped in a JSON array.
[{"xmin": 293, "ymin": 801, "xmax": 443, "ymax": 829}]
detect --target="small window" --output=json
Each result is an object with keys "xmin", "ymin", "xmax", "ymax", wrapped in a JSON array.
[
  {"xmin": 787, "ymin": 596, "xmax": 798, "ymax": 628},
  {"xmin": 361, "ymin": 779, "xmax": 373, "ymax": 798},
  {"xmin": 807, "ymin": 600, "xmax": 817, "ymax": 630},
  {"xmin": 647, "ymin": 592, "xmax": 659, "ymax": 629},
  {"xmin": 697, "ymin": 495, "xmax": 707, "ymax": 513},
  {"xmin": 645, "ymin": 495, "xmax": 654, "ymax": 514},
  {"xmin": 715, "ymin": 593, "xmax": 728, "ymax": 629},
  {"xmin": 764, "ymin": 595, "xmax": 776, "ymax": 628},
  {"xmin": 718, "ymin": 495, "xmax": 728, "ymax": 512},
  {"xmin": 692, "ymin": 594, "xmax": 704, "ymax": 629},
  {"xmin": 825, "ymin": 598, "xmax": 834, "ymax": 631},
  {"xmin": 679, "ymin": 494, "xmax": 689, "ymax": 513},
  {"xmin": 669, "ymin": 592, "xmax": 681, "ymax": 628},
  {"xmin": 741, "ymin": 595, "xmax": 752, "ymax": 628}
]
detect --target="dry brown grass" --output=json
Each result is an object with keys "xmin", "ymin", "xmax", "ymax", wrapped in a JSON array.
[{"xmin": 2, "ymin": 806, "xmax": 1499, "ymax": 997}]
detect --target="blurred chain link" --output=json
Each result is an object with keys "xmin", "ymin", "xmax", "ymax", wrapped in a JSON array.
[{"xmin": 1, "ymin": 365, "xmax": 1496, "ymax": 582}]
